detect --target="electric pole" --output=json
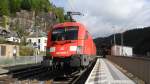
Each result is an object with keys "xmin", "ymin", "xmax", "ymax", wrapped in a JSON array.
[{"xmin": 112, "ymin": 26, "xmax": 116, "ymax": 45}]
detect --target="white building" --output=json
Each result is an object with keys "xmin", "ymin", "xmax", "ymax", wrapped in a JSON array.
[
  {"xmin": 6, "ymin": 37, "xmax": 21, "ymax": 43},
  {"xmin": 111, "ymin": 45, "xmax": 133, "ymax": 56},
  {"xmin": 27, "ymin": 37, "xmax": 47, "ymax": 52},
  {"xmin": 0, "ymin": 27, "xmax": 21, "ymax": 43}
]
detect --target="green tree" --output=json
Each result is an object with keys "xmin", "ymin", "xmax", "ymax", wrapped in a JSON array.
[
  {"xmin": 39, "ymin": 0, "xmax": 52, "ymax": 12},
  {"xmin": 30, "ymin": 0, "xmax": 40, "ymax": 11},
  {"xmin": 53, "ymin": 7, "xmax": 65, "ymax": 23},
  {"xmin": 0, "ymin": 0, "xmax": 9, "ymax": 16},
  {"xmin": 1, "ymin": 15, "xmax": 9, "ymax": 29},
  {"xmin": 21, "ymin": 0, "xmax": 31, "ymax": 10},
  {"xmin": 13, "ymin": 19, "xmax": 29, "ymax": 45},
  {"xmin": 9, "ymin": 0, "xmax": 22, "ymax": 14}
]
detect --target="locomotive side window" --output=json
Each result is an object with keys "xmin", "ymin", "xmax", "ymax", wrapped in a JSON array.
[
  {"xmin": 52, "ymin": 26, "xmax": 78, "ymax": 41},
  {"xmin": 38, "ymin": 39, "xmax": 40, "ymax": 43}
]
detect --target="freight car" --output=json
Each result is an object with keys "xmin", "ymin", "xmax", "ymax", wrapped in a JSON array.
[{"xmin": 43, "ymin": 22, "xmax": 96, "ymax": 69}]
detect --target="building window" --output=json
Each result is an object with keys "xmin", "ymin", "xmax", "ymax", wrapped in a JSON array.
[
  {"xmin": 1, "ymin": 46, "xmax": 6, "ymax": 56},
  {"xmin": 44, "ymin": 46, "xmax": 46, "ymax": 51},
  {"xmin": 38, "ymin": 39, "xmax": 40, "ymax": 43},
  {"xmin": 29, "ymin": 39, "xmax": 32, "ymax": 43},
  {"xmin": 45, "ymin": 40, "xmax": 47, "ymax": 43},
  {"xmin": 33, "ymin": 42, "xmax": 37, "ymax": 48}
]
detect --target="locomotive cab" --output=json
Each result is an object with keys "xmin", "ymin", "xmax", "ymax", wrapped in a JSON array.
[
  {"xmin": 50, "ymin": 26, "xmax": 80, "ymax": 57},
  {"xmin": 43, "ymin": 22, "xmax": 96, "ymax": 69}
]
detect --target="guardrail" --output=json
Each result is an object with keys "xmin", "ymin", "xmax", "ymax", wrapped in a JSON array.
[
  {"xmin": 106, "ymin": 55, "xmax": 150, "ymax": 84},
  {"xmin": 0, "ymin": 56, "xmax": 43, "ymax": 67}
]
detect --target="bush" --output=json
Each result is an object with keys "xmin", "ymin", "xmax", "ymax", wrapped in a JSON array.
[
  {"xmin": 19, "ymin": 46, "xmax": 34, "ymax": 56},
  {"xmin": 39, "ymin": 51, "xmax": 46, "ymax": 56},
  {"xmin": 0, "ymin": 37, "xmax": 6, "ymax": 43}
]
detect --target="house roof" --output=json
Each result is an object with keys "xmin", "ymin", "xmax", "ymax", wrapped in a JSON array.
[
  {"xmin": 0, "ymin": 27, "xmax": 19, "ymax": 38},
  {"xmin": 28, "ymin": 31, "xmax": 47, "ymax": 38}
]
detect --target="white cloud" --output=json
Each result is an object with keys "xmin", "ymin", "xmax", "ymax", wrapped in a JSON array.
[{"xmin": 66, "ymin": 0, "xmax": 150, "ymax": 37}]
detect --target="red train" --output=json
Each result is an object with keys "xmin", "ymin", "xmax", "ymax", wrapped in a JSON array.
[{"xmin": 43, "ymin": 22, "xmax": 96, "ymax": 68}]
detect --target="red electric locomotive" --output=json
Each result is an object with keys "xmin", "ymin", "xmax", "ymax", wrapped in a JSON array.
[{"xmin": 43, "ymin": 22, "xmax": 96, "ymax": 68}]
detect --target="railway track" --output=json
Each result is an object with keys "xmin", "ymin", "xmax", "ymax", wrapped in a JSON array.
[
  {"xmin": 0, "ymin": 58, "xmax": 96, "ymax": 84},
  {"xmin": 0, "ymin": 64, "xmax": 52, "ymax": 84},
  {"xmin": 52, "ymin": 58, "xmax": 97, "ymax": 84},
  {"xmin": 0, "ymin": 74, "xmax": 52, "ymax": 84},
  {"xmin": 0, "ymin": 74, "xmax": 17, "ymax": 84},
  {"xmin": 9, "ymin": 64, "xmax": 50, "ymax": 80}
]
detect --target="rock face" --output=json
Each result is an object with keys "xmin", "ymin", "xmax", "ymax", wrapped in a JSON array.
[
  {"xmin": 0, "ymin": 0, "xmax": 65, "ymax": 42},
  {"xmin": 10, "ymin": 10, "xmax": 56, "ymax": 33},
  {"xmin": 0, "ymin": 10, "xmax": 57, "ymax": 44}
]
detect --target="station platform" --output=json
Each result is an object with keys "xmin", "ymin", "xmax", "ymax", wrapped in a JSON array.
[{"xmin": 85, "ymin": 58, "xmax": 135, "ymax": 84}]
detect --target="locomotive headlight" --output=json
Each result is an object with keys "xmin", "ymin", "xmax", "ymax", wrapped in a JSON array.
[
  {"xmin": 70, "ymin": 46, "xmax": 77, "ymax": 51},
  {"xmin": 76, "ymin": 46, "xmax": 82, "ymax": 54},
  {"xmin": 50, "ymin": 47, "xmax": 55, "ymax": 52}
]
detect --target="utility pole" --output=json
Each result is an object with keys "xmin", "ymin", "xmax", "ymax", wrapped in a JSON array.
[
  {"xmin": 112, "ymin": 25, "xmax": 116, "ymax": 56},
  {"xmin": 112, "ymin": 26, "xmax": 116, "ymax": 45},
  {"xmin": 36, "ymin": 27, "xmax": 38, "ymax": 63},
  {"xmin": 121, "ymin": 32, "xmax": 124, "ymax": 56},
  {"xmin": 120, "ymin": 26, "xmax": 125, "ymax": 56},
  {"xmin": 114, "ymin": 34, "xmax": 116, "ymax": 45},
  {"xmin": 121, "ymin": 33, "xmax": 124, "ymax": 46},
  {"xmin": 34, "ymin": 10, "xmax": 38, "ymax": 64}
]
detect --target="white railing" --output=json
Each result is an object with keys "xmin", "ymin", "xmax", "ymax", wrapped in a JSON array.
[{"xmin": 0, "ymin": 56, "xmax": 43, "ymax": 67}]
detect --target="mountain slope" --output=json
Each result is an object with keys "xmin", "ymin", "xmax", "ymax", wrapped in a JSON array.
[{"xmin": 94, "ymin": 27, "xmax": 150, "ymax": 56}]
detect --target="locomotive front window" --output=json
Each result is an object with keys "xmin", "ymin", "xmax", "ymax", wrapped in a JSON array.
[{"xmin": 52, "ymin": 26, "xmax": 78, "ymax": 41}]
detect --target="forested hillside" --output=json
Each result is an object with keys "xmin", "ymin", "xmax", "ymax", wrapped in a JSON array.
[
  {"xmin": 94, "ymin": 27, "xmax": 150, "ymax": 56},
  {"xmin": 0, "ymin": 0, "xmax": 68, "ymax": 44},
  {"xmin": 0, "ymin": 0, "xmax": 63, "ymax": 18}
]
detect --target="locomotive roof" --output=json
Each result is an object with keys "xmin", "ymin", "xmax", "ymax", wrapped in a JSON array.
[
  {"xmin": 52, "ymin": 22, "xmax": 93, "ymax": 39},
  {"xmin": 53, "ymin": 22, "xmax": 85, "ymax": 29}
]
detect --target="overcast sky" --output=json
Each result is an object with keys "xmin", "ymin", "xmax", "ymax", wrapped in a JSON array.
[{"xmin": 51, "ymin": 0, "xmax": 150, "ymax": 38}]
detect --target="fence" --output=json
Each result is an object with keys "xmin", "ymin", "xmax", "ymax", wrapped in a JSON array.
[
  {"xmin": 107, "ymin": 55, "xmax": 150, "ymax": 84},
  {"xmin": 0, "ymin": 56, "xmax": 43, "ymax": 67}
]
